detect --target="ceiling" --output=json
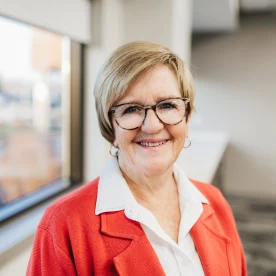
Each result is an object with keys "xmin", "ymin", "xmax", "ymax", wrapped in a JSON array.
[
  {"xmin": 240, "ymin": 0, "xmax": 276, "ymax": 11},
  {"xmin": 192, "ymin": 0, "xmax": 276, "ymax": 32}
]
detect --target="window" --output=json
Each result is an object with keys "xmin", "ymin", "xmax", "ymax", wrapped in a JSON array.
[{"xmin": 0, "ymin": 16, "xmax": 83, "ymax": 221}]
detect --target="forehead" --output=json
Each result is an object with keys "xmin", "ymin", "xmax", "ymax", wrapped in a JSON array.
[{"xmin": 118, "ymin": 65, "xmax": 181, "ymax": 104}]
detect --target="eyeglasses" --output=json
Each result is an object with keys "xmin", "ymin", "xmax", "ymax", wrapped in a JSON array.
[{"xmin": 109, "ymin": 97, "xmax": 190, "ymax": 130}]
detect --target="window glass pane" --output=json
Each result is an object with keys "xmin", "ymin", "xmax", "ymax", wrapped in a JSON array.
[{"xmin": 0, "ymin": 16, "xmax": 71, "ymax": 221}]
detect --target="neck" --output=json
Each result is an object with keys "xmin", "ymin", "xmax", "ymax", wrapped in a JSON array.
[
  {"xmin": 118, "ymin": 158, "xmax": 181, "ymax": 243},
  {"xmin": 119, "ymin": 161, "xmax": 178, "ymax": 209}
]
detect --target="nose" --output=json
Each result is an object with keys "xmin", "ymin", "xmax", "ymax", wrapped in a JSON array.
[{"xmin": 141, "ymin": 109, "xmax": 164, "ymax": 133}]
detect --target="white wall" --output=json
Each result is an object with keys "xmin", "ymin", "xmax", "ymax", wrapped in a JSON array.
[
  {"xmin": 123, "ymin": 0, "xmax": 192, "ymax": 63},
  {"xmin": 84, "ymin": 0, "xmax": 126, "ymax": 182},
  {"xmin": 193, "ymin": 0, "xmax": 239, "ymax": 32},
  {"xmin": 171, "ymin": 0, "xmax": 193, "ymax": 63},
  {"xmin": 0, "ymin": 0, "xmax": 91, "ymax": 42},
  {"xmin": 191, "ymin": 15, "xmax": 276, "ymax": 198},
  {"xmin": 123, "ymin": 0, "xmax": 172, "ymax": 49}
]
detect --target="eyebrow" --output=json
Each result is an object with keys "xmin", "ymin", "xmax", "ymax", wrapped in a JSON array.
[
  {"xmin": 117, "ymin": 95, "xmax": 181, "ymax": 106},
  {"xmin": 113, "ymin": 96, "xmax": 182, "ymax": 107}
]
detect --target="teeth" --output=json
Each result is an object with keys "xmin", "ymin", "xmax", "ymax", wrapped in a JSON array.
[{"xmin": 139, "ymin": 141, "xmax": 166, "ymax": 147}]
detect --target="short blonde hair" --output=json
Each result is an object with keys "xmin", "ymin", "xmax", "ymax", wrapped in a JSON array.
[{"xmin": 94, "ymin": 41, "xmax": 195, "ymax": 143}]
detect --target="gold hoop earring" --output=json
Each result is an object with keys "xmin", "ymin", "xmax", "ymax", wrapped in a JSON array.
[
  {"xmin": 109, "ymin": 144, "xmax": 119, "ymax": 157},
  {"xmin": 183, "ymin": 136, "xmax": 191, "ymax": 148}
]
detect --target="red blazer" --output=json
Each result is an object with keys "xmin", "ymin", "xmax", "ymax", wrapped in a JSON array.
[{"xmin": 27, "ymin": 178, "xmax": 247, "ymax": 276}]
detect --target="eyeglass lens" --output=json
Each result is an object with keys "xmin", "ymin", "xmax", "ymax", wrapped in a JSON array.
[{"xmin": 113, "ymin": 98, "xmax": 187, "ymax": 130}]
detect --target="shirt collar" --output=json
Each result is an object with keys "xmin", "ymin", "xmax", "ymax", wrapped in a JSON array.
[
  {"xmin": 173, "ymin": 163, "xmax": 209, "ymax": 207},
  {"xmin": 95, "ymin": 157, "xmax": 134, "ymax": 215},
  {"xmin": 95, "ymin": 158, "xmax": 209, "ymax": 215}
]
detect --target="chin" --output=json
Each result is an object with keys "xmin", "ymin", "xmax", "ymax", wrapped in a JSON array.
[{"xmin": 138, "ymin": 158, "xmax": 173, "ymax": 176}]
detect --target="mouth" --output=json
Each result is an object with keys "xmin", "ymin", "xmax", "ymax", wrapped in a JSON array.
[{"xmin": 136, "ymin": 139, "xmax": 169, "ymax": 148}]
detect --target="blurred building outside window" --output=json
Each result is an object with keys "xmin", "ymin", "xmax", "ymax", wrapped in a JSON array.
[{"xmin": 0, "ymin": 16, "xmax": 74, "ymax": 221}]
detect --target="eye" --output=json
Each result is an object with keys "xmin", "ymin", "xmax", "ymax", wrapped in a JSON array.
[
  {"xmin": 123, "ymin": 105, "xmax": 141, "ymax": 114},
  {"xmin": 158, "ymin": 102, "xmax": 176, "ymax": 110}
]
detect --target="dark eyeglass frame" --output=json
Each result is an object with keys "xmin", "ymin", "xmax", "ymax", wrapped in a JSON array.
[{"xmin": 109, "ymin": 97, "xmax": 190, "ymax": 130}]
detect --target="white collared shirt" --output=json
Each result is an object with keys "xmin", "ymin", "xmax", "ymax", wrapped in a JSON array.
[{"xmin": 96, "ymin": 158, "xmax": 209, "ymax": 276}]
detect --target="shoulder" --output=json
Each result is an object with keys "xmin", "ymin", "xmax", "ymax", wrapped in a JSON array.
[
  {"xmin": 29, "ymin": 178, "xmax": 101, "ymax": 274},
  {"xmin": 190, "ymin": 179, "xmax": 234, "ymax": 218},
  {"xmin": 38, "ymin": 177, "xmax": 100, "ymax": 230},
  {"xmin": 190, "ymin": 179, "xmax": 226, "ymax": 205},
  {"xmin": 190, "ymin": 179, "xmax": 238, "ymax": 230}
]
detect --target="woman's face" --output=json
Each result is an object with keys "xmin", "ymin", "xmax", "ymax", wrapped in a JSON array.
[{"xmin": 113, "ymin": 65, "xmax": 190, "ymax": 177}]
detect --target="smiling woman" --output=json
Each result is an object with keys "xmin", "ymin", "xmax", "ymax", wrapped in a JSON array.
[{"xmin": 27, "ymin": 41, "xmax": 247, "ymax": 276}]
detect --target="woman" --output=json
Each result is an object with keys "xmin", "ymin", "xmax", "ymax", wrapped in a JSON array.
[{"xmin": 27, "ymin": 42, "xmax": 247, "ymax": 275}]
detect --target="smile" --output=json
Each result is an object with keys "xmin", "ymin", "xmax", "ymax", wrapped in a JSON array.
[{"xmin": 137, "ymin": 140, "xmax": 168, "ymax": 147}]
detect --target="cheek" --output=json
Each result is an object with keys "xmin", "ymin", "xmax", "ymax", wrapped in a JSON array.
[
  {"xmin": 113, "ymin": 127, "xmax": 137, "ymax": 149},
  {"xmin": 170, "ymin": 123, "xmax": 189, "ymax": 141}
]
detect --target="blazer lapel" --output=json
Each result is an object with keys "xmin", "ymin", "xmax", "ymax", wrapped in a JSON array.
[
  {"xmin": 100, "ymin": 205, "xmax": 232, "ymax": 276},
  {"xmin": 191, "ymin": 204, "xmax": 232, "ymax": 276},
  {"xmin": 101, "ymin": 211, "xmax": 165, "ymax": 276}
]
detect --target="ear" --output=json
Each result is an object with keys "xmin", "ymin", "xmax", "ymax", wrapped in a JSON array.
[
  {"xmin": 186, "ymin": 114, "xmax": 191, "ymax": 126},
  {"xmin": 113, "ymin": 138, "xmax": 119, "ymax": 149},
  {"xmin": 113, "ymin": 140, "xmax": 118, "ymax": 148}
]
